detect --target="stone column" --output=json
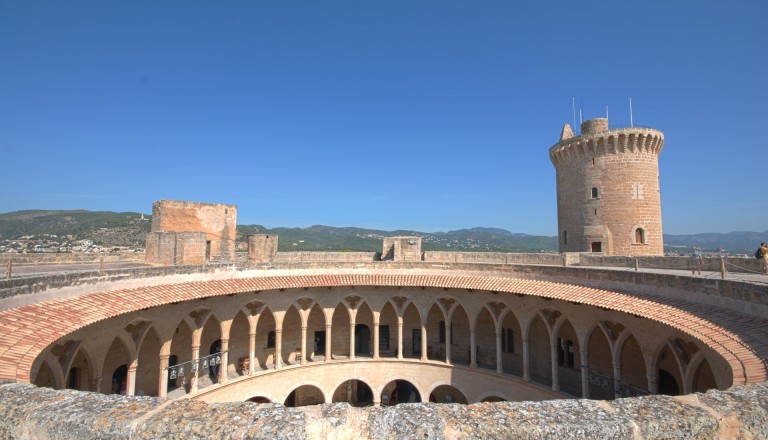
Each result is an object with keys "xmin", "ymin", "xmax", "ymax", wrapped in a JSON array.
[
  {"xmin": 551, "ymin": 341, "xmax": 560, "ymax": 392},
  {"xmin": 126, "ymin": 362, "xmax": 137, "ymax": 396},
  {"xmin": 647, "ymin": 373, "xmax": 658, "ymax": 395},
  {"xmin": 445, "ymin": 318, "xmax": 452, "ymax": 365},
  {"xmin": 325, "ymin": 324, "xmax": 332, "ymax": 361},
  {"xmin": 274, "ymin": 328, "xmax": 283, "ymax": 369},
  {"xmin": 219, "ymin": 338, "xmax": 229, "ymax": 385},
  {"xmin": 349, "ymin": 323, "xmax": 356, "ymax": 360},
  {"xmin": 522, "ymin": 337, "xmax": 530, "ymax": 382},
  {"xmin": 470, "ymin": 324, "xmax": 477, "ymax": 368},
  {"xmin": 373, "ymin": 312, "xmax": 380, "ymax": 360},
  {"xmin": 581, "ymin": 347, "xmax": 590, "ymax": 398},
  {"xmin": 420, "ymin": 322, "xmax": 427, "ymax": 362},
  {"xmin": 397, "ymin": 315, "xmax": 404, "ymax": 360},
  {"xmin": 190, "ymin": 344, "xmax": 200, "ymax": 393},
  {"xmin": 89, "ymin": 376, "xmax": 102, "ymax": 393},
  {"xmin": 496, "ymin": 326, "xmax": 503, "ymax": 374},
  {"xmin": 613, "ymin": 361, "xmax": 621, "ymax": 398},
  {"xmin": 158, "ymin": 354, "xmax": 169, "ymax": 398},
  {"xmin": 248, "ymin": 331, "xmax": 256, "ymax": 375},
  {"xmin": 300, "ymin": 325, "xmax": 308, "ymax": 365}
]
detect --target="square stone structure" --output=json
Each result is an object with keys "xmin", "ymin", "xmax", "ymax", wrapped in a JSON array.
[
  {"xmin": 145, "ymin": 200, "xmax": 237, "ymax": 265},
  {"xmin": 248, "ymin": 234, "xmax": 278, "ymax": 263},
  {"xmin": 382, "ymin": 237, "xmax": 422, "ymax": 261}
]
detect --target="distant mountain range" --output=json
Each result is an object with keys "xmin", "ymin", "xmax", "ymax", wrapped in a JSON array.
[{"xmin": 0, "ymin": 210, "xmax": 765, "ymax": 254}]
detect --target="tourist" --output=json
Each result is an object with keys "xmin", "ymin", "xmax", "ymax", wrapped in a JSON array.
[
  {"xmin": 760, "ymin": 243, "xmax": 768, "ymax": 275},
  {"xmin": 690, "ymin": 246, "xmax": 703, "ymax": 275}
]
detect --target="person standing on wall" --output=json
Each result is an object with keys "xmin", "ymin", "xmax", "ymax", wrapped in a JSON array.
[
  {"xmin": 690, "ymin": 246, "xmax": 703, "ymax": 275},
  {"xmin": 760, "ymin": 243, "xmax": 768, "ymax": 275}
]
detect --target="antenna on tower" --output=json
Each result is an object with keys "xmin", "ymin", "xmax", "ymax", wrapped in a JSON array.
[
  {"xmin": 629, "ymin": 97, "xmax": 634, "ymax": 128},
  {"xmin": 606, "ymin": 106, "xmax": 609, "ymax": 121},
  {"xmin": 579, "ymin": 108, "xmax": 583, "ymax": 125},
  {"xmin": 572, "ymin": 97, "xmax": 576, "ymax": 129}
]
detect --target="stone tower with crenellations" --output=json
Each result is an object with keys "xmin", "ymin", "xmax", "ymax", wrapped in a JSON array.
[{"xmin": 549, "ymin": 118, "xmax": 665, "ymax": 256}]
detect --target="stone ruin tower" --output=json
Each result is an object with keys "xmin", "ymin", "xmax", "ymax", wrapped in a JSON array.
[{"xmin": 549, "ymin": 118, "xmax": 665, "ymax": 256}]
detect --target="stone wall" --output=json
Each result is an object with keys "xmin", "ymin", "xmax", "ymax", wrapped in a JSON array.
[
  {"xmin": 423, "ymin": 251, "xmax": 562, "ymax": 265},
  {"xmin": 1, "ymin": 253, "xmax": 142, "ymax": 265},
  {"xmin": 273, "ymin": 252, "xmax": 376, "ymax": 263},
  {"xmin": 0, "ymin": 381, "xmax": 765, "ymax": 439},
  {"xmin": 577, "ymin": 254, "xmax": 765, "ymax": 274}
]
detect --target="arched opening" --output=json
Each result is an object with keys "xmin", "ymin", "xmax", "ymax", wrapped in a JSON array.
[
  {"xmin": 169, "ymin": 320, "xmax": 192, "ymax": 393},
  {"xmin": 381, "ymin": 380, "xmax": 421, "ymax": 406},
  {"xmin": 429, "ymin": 385, "xmax": 468, "ymax": 404},
  {"xmin": 66, "ymin": 348, "xmax": 92, "ymax": 392},
  {"xmin": 306, "ymin": 303, "xmax": 325, "ymax": 361},
  {"xmin": 556, "ymin": 320, "xmax": 581, "ymax": 396},
  {"xmin": 284, "ymin": 384, "xmax": 325, "ymax": 407},
  {"xmin": 199, "ymin": 315, "xmax": 221, "ymax": 386},
  {"xmin": 111, "ymin": 364, "xmax": 128, "ymax": 395},
  {"xmin": 255, "ymin": 307, "xmax": 276, "ymax": 369},
  {"xmin": 379, "ymin": 302, "xmax": 398, "ymax": 358},
  {"xmin": 451, "ymin": 305, "xmax": 470, "ymax": 365},
  {"xmin": 331, "ymin": 302, "xmax": 351, "ymax": 359},
  {"xmin": 426, "ymin": 303, "xmax": 444, "ymax": 361},
  {"xmin": 619, "ymin": 335, "xmax": 647, "ymax": 396},
  {"xmin": 586, "ymin": 326, "xmax": 613, "ymax": 400},
  {"xmin": 481, "ymin": 396, "xmax": 506, "ymax": 403},
  {"xmin": 208, "ymin": 339, "xmax": 222, "ymax": 383},
  {"xmin": 402, "ymin": 303, "xmax": 421, "ymax": 358},
  {"xmin": 247, "ymin": 396, "xmax": 271, "ymax": 404},
  {"xmin": 32, "ymin": 359, "xmax": 57, "ymax": 389},
  {"xmin": 656, "ymin": 344, "xmax": 682, "ymax": 396},
  {"xmin": 281, "ymin": 305, "xmax": 302, "ymax": 365},
  {"xmin": 475, "ymin": 307, "xmax": 496, "ymax": 370},
  {"xmin": 528, "ymin": 315, "xmax": 551, "ymax": 386},
  {"xmin": 332, "ymin": 379, "xmax": 374, "ymax": 406},
  {"xmin": 692, "ymin": 358, "xmax": 717, "ymax": 393},
  {"xmin": 354, "ymin": 324, "xmax": 371, "ymax": 356},
  {"xmin": 102, "ymin": 337, "xmax": 130, "ymax": 395},
  {"xmin": 562, "ymin": 230, "xmax": 568, "ymax": 245},
  {"xmin": 591, "ymin": 187, "xmax": 599, "ymax": 198},
  {"xmin": 501, "ymin": 310, "xmax": 523, "ymax": 376},
  {"xmin": 658, "ymin": 369, "xmax": 680, "ymax": 396},
  {"xmin": 355, "ymin": 302, "xmax": 374, "ymax": 357},
  {"xmin": 135, "ymin": 328, "xmax": 161, "ymax": 396},
  {"xmin": 635, "ymin": 228, "xmax": 645, "ymax": 244},
  {"xmin": 230, "ymin": 311, "xmax": 250, "ymax": 376}
]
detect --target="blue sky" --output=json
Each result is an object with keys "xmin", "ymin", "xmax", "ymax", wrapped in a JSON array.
[{"xmin": 1, "ymin": 1, "xmax": 766, "ymax": 235}]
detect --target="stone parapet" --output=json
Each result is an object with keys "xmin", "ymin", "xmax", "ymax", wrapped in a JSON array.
[{"xmin": 0, "ymin": 381, "xmax": 765, "ymax": 439}]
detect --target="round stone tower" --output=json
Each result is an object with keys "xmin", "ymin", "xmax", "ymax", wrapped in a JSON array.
[{"xmin": 549, "ymin": 118, "xmax": 665, "ymax": 255}]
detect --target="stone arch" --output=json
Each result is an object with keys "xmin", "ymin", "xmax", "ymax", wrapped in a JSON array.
[
  {"xmin": 380, "ymin": 379, "xmax": 421, "ymax": 405},
  {"xmin": 135, "ymin": 326, "xmax": 161, "ymax": 396},
  {"xmin": 450, "ymin": 304, "xmax": 471, "ymax": 365},
  {"xmin": 255, "ymin": 307, "xmax": 276, "ymax": 369},
  {"xmin": 475, "ymin": 306, "xmax": 496, "ymax": 370},
  {"xmin": 281, "ymin": 304, "xmax": 302, "ymax": 365},
  {"xmin": 425, "ymin": 302, "xmax": 445, "ymax": 361},
  {"xmin": 305, "ymin": 303, "xmax": 325, "ymax": 361},
  {"xmin": 688, "ymin": 352, "xmax": 717, "ymax": 393},
  {"xmin": 555, "ymin": 319, "xmax": 581, "ymax": 396},
  {"xmin": 284, "ymin": 383, "xmax": 326, "ymax": 407},
  {"xmin": 618, "ymin": 333, "xmax": 647, "ymax": 395},
  {"xmin": 653, "ymin": 341, "xmax": 684, "ymax": 396},
  {"xmin": 500, "ymin": 308, "xmax": 523, "ymax": 376},
  {"xmin": 332, "ymin": 379, "xmax": 374, "ymax": 406},
  {"xmin": 228, "ymin": 310, "xmax": 250, "ymax": 376},
  {"xmin": 102, "ymin": 336, "xmax": 132, "ymax": 395},
  {"xmin": 402, "ymin": 302, "xmax": 422, "ymax": 358},
  {"xmin": 168, "ymin": 318, "xmax": 193, "ymax": 392},
  {"xmin": 331, "ymin": 302, "xmax": 351, "ymax": 359},
  {"xmin": 378, "ymin": 301, "xmax": 398, "ymax": 358},
  {"xmin": 586, "ymin": 324, "xmax": 614, "ymax": 399},
  {"xmin": 355, "ymin": 301, "xmax": 374, "ymax": 357},
  {"xmin": 527, "ymin": 314, "xmax": 552, "ymax": 386},
  {"xmin": 32, "ymin": 353, "xmax": 63, "ymax": 389},
  {"xmin": 64, "ymin": 344, "xmax": 96, "ymax": 392},
  {"xmin": 199, "ymin": 314, "xmax": 222, "ymax": 385},
  {"xmin": 428, "ymin": 384, "xmax": 469, "ymax": 404},
  {"xmin": 476, "ymin": 390, "xmax": 511, "ymax": 403}
]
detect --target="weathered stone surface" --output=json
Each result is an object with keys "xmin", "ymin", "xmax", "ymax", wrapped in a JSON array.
[
  {"xmin": 609, "ymin": 394, "xmax": 718, "ymax": 438},
  {"xmin": 696, "ymin": 383, "xmax": 768, "ymax": 439}
]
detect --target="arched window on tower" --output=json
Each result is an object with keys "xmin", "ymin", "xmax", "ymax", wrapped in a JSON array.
[
  {"xmin": 591, "ymin": 187, "xmax": 599, "ymax": 198},
  {"xmin": 635, "ymin": 228, "xmax": 645, "ymax": 244}
]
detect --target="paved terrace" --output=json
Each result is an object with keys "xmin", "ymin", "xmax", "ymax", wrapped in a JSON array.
[{"xmin": 0, "ymin": 260, "xmax": 767, "ymax": 389}]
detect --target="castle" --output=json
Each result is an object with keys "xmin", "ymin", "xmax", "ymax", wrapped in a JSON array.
[{"xmin": 0, "ymin": 119, "xmax": 766, "ymax": 438}]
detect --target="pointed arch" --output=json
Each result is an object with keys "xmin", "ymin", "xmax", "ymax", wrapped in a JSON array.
[
  {"xmin": 135, "ymin": 326, "xmax": 161, "ymax": 396},
  {"xmin": 378, "ymin": 301, "xmax": 398, "ymax": 358},
  {"xmin": 475, "ymin": 306, "xmax": 496, "ymax": 370},
  {"xmin": 618, "ymin": 333, "xmax": 647, "ymax": 395},
  {"xmin": 528, "ymin": 314, "xmax": 552, "ymax": 386},
  {"xmin": 500, "ymin": 308, "xmax": 523, "ymax": 376},
  {"xmin": 450, "ymin": 304, "xmax": 470, "ymax": 365},
  {"xmin": 586, "ymin": 325, "xmax": 613, "ymax": 399},
  {"xmin": 555, "ymin": 319, "xmax": 581, "ymax": 396},
  {"xmin": 281, "ymin": 304, "xmax": 302, "ymax": 365}
]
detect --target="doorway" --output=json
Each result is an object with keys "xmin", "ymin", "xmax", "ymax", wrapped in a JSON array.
[{"xmin": 355, "ymin": 324, "xmax": 371, "ymax": 356}]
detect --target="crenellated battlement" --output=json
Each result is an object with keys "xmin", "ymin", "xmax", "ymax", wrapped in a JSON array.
[{"xmin": 549, "ymin": 123, "xmax": 664, "ymax": 166}]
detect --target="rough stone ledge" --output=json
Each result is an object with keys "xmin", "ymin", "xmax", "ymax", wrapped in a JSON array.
[{"xmin": 0, "ymin": 381, "xmax": 765, "ymax": 439}]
